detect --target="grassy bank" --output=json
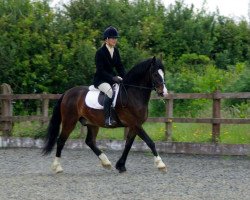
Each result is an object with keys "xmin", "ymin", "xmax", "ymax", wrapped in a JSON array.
[{"xmin": 9, "ymin": 121, "xmax": 250, "ymax": 144}]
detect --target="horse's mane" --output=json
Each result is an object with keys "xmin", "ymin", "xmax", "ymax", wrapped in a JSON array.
[
  {"xmin": 123, "ymin": 58, "xmax": 152, "ymax": 85},
  {"xmin": 123, "ymin": 58, "xmax": 164, "ymax": 85}
]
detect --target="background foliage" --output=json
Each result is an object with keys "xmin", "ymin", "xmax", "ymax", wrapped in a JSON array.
[{"xmin": 0, "ymin": 0, "xmax": 249, "ymax": 117}]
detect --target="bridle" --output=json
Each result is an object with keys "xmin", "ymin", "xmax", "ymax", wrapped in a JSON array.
[
  {"xmin": 152, "ymin": 78, "xmax": 165, "ymax": 92},
  {"xmin": 150, "ymin": 64, "xmax": 165, "ymax": 96},
  {"xmin": 118, "ymin": 64, "xmax": 165, "ymax": 107}
]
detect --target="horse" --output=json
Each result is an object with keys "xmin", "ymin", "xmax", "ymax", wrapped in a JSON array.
[{"xmin": 42, "ymin": 56, "xmax": 168, "ymax": 173}]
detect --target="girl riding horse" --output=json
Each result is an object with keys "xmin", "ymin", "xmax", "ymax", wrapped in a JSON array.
[
  {"xmin": 94, "ymin": 26, "xmax": 126, "ymax": 127},
  {"xmin": 43, "ymin": 28, "xmax": 168, "ymax": 173}
]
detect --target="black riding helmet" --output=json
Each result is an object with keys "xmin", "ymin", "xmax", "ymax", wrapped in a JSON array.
[{"xmin": 103, "ymin": 26, "xmax": 119, "ymax": 40}]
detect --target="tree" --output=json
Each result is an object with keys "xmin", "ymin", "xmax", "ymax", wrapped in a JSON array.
[{"xmin": 0, "ymin": 0, "xmax": 68, "ymax": 93}]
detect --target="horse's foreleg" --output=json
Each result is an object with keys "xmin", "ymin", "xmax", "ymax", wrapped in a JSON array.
[
  {"xmin": 85, "ymin": 125, "xmax": 111, "ymax": 169},
  {"xmin": 116, "ymin": 128, "xmax": 136, "ymax": 173},
  {"xmin": 137, "ymin": 128, "xmax": 167, "ymax": 172}
]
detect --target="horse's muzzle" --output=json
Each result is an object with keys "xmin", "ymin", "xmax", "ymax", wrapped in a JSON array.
[
  {"xmin": 158, "ymin": 92, "xmax": 164, "ymax": 97},
  {"xmin": 155, "ymin": 85, "xmax": 168, "ymax": 97}
]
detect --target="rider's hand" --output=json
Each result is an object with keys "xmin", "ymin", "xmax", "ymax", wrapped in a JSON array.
[{"xmin": 112, "ymin": 76, "xmax": 123, "ymax": 83}]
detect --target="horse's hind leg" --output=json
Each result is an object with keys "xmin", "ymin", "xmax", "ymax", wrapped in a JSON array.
[
  {"xmin": 51, "ymin": 117, "xmax": 78, "ymax": 173},
  {"xmin": 85, "ymin": 125, "xmax": 112, "ymax": 169}
]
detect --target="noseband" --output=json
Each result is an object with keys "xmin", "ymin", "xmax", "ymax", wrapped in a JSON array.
[
  {"xmin": 152, "ymin": 79, "xmax": 165, "ymax": 91},
  {"xmin": 150, "ymin": 66, "xmax": 165, "ymax": 93}
]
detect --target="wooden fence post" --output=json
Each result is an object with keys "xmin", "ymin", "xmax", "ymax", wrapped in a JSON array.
[
  {"xmin": 212, "ymin": 90, "xmax": 221, "ymax": 143},
  {"xmin": 80, "ymin": 125, "xmax": 86, "ymax": 137},
  {"xmin": 0, "ymin": 83, "xmax": 13, "ymax": 136},
  {"xmin": 165, "ymin": 92, "xmax": 173, "ymax": 141},
  {"xmin": 124, "ymin": 127, "xmax": 129, "ymax": 139},
  {"xmin": 41, "ymin": 92, "xmax": 49, "ymax": 126}
]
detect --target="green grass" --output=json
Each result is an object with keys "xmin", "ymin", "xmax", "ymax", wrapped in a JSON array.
[
  {"xmin": 7, "ymin": 121, "xmax": 250, "ymax": 144},
  {"xmin": 220, "ymin": 124, "xmax": 250, "ymax": 144},
  {"xmin": 11, "ymin": 121, "xmax": 47, "ymax": 139}
]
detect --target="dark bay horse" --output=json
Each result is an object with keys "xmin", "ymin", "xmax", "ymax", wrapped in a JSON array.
[{"xmin": 43, "ymin": 57, "xmax": 168, "ymax": 173}]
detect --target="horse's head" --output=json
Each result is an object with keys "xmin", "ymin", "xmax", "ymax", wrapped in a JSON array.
[{"xmin": 150, "ymin": 57, "xmax": 168, "ymax": 97}]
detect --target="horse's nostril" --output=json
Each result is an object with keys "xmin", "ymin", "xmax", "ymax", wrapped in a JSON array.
[{"xmin": 158, "ymin": 92, "xmax": 163, "ymax": 97}]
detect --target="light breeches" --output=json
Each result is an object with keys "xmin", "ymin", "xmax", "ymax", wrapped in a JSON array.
[{"xmin": 98, "ymin": 82, "xmax": 113, "ymax": 98}]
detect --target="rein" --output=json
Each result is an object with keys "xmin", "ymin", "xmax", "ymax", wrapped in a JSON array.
[
  {"xmin": 122, "ymin": 83, "xmax": 153, "ymax": 90},
  {"xmin": 118, "ymin": 79, "xmax": 165, "ymax": 107},
  {"xmin": 118, "ymin": 83, "xmax": 153, "ymax": 108},
  {"xmin": 117, "ymin": 59, "xmax": 166, "ymax": 107},
  {"xmin": 122, "ymin": 81, "xmax": 165, "ymax": 90},
  {"xmin": 119, "ymin": 83, "xmax": 129, "ymax": 108}
]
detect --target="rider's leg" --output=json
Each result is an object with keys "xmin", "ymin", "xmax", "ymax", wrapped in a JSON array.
[{"xmin": 98, "ymin": 83, "xmax": 116, "ymax": 126}]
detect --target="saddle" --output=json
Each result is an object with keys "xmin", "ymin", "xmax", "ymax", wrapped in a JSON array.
[{"xmin": 85, "ymin": 84, "xmax": 120, "ymax": 109}]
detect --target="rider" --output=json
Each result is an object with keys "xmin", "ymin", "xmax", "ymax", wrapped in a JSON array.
[{"xmin": 93, "ymin": 26, "xmax": 126, "ymax": 126}]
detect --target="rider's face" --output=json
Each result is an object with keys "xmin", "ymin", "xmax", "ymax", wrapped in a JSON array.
[{"xmin": 106, "ymin": 38, "xmax": 117, "ymax": 47}]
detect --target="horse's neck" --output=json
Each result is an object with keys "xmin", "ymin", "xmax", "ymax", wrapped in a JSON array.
[
  {"xmin": 121, "ymin": 64, "xmax": 153, "ymax": 105},
  {"xmin": 134, "ymin": 88, "xmax": 151, "ymax": 105},
  {"xmin": 125, "ymin": 73, "xmax": 152, "ymax": 104},
  {"xmin": 123, "ymin": 83, "xmax": 152, "ymax": 106}
]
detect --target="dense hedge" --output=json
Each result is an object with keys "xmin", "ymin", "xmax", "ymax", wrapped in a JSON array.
[{"xmin": 0, "ymin": 0, "xmax": 249, "ymax": 116}]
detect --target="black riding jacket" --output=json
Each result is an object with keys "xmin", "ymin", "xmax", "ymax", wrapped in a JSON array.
[{"xmin": 93, "ymin": 44, "xmax": 126, "ymax": 87}]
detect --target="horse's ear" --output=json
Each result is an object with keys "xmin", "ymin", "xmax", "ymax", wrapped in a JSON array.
[{"xmin": 152, "ymin": 56, "xmax": 156, "ymax": 64}]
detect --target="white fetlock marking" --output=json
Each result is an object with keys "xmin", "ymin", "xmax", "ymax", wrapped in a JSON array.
[
  {"xmin": 51, "ymin": 157, "xmax": 63, "ymax": 173},
  {"xmin": 99, "ymin": 153, "xmax": 112, "ymax": 167},
  {"xmin": 154, "ymin": 156, "xmax": 166, "ymax": 169}
]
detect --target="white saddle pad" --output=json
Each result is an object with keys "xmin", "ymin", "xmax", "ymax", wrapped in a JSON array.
[{"xmin": 85, "ymin": 84, "xmax": 120, "ymax": 109}]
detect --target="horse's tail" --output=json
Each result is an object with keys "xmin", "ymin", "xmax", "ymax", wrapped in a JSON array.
[{"xmin": 42, "ymin": 94, "xmax": 64, "ymax": 155}]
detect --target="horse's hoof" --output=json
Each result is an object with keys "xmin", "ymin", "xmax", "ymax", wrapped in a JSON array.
[
  {"xmin": 154, "ymin": 156, "xmax": 167, "ymax": 173},
  {"xmin": 102, "ymin": 163, "xmax": 112, "ymax": 170},
  {"xmin": 99, "ymin": 153, "xmax": 112, "ymax": 170},
  {"xmin": 51, "ymin": 164, "xmax": 63, "ymax": 173},
  {"xmin": 158, "ymin": 166, "xmax": 167, "ymax": 173},
  {"xmin": 116, "ymin": 165, "xmax": 127, "ymax": 173},
  {"xmin": 55, "ymin": 167, "xmax": 64, "ymax": 173},
  {"xmin": 118, "ymin": 168, "xmax": 127, "ymax": 173}
]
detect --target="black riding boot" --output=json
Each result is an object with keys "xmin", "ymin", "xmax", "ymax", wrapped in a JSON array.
[{"xmin": 104, "ymin": 97, "xmax": 116, "ymax": 126}]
